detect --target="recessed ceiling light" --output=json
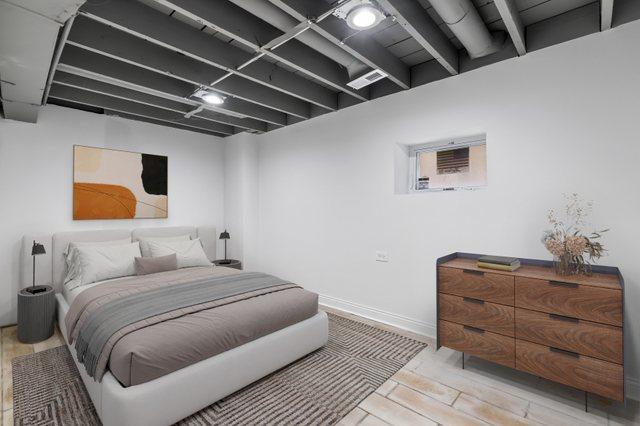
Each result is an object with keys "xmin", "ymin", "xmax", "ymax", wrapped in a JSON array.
[
  {"xmin": 201, "ymin": 92, "xmax": 225, "ymax": 105},
  {"xmin": 345, "ymin": 4, "xmax": 385, "ymax": 30}
]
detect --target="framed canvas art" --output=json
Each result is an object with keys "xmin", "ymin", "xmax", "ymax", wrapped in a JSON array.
[{"xmin": 73, "ymin": 145, "xmax": 168, "ymax": 220}]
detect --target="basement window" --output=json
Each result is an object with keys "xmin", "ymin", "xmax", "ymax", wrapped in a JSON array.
[{"xmin": 409, "ymin": 136, "xmax": 487, "ymax": 192}]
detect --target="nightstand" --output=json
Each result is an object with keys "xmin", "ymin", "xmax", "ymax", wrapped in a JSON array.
[
  {"xmin": 213, "ymin": 259, "xmax": 242, "ymax": 270},
  {"xmin": 17, "ymin": 285, "xmax": 55, "ymax": 343}
]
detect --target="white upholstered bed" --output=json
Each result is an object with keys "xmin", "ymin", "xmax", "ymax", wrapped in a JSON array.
[{"xmin": 22, "ymin": 226, "xmax": 329, "ymax": 426}]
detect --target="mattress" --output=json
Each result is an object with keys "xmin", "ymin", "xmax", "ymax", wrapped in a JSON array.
[{"xmin": 65, "ymin": 267, "xmax": 318, "ymax": 387}]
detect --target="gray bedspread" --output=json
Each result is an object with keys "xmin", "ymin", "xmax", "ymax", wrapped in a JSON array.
[{"xmin": 65, "ymin": 267, "xmax": 319, "ymax": 386}]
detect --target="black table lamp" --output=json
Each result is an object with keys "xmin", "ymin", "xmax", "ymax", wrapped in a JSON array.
[
  {"xmin": 28, "ymin": 241, "xmax": 47, "ymax": 294},
  {"xmin": 219, "ymin": 230, "xmax": 230, "ymax": 263}
]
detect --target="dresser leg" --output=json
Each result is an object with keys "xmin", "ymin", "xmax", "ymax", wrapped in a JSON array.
[
  {"xmin": 461, "ymin": 352, "xmax": 465, "ymax": 369},
  {"xmin": 585, "ymin": 391, "xmax": 588, "ymax": 412}
]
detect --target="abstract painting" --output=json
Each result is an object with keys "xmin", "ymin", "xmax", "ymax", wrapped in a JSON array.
[{"xmin": 73, "ymin": 145, "xmax": 168, "ymax": 220}]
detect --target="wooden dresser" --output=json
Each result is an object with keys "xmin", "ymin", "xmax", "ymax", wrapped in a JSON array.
[{"xmin": 436, "ymin": 253, "xmax": 625, "ymax": 401}]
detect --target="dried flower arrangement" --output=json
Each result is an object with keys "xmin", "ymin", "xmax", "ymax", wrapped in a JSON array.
[{"xmin": 541, "ymin": 193, "xmax": 608, "ymax": 275}]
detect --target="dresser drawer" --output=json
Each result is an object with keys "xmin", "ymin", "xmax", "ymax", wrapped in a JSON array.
[
  {"xmin": 515, "ymin": 340, "xmax": 623, "ymax": 401},
  {"xmin": 515, "ymin": 277, "xmax": 622, "ymax": 326},
  {"xmin": 439, "ymin": 267, "xmax": 514, "ymax": 305},
  {"xmin": 515, "ymin": 308, "xmax": 622, "ymax": 364},
  {"xmin": 439, "ymin": 293, "xmax": 514, "ymax": 337},
  {"xmin": 439, "ymin": 320, "xmax": 515, "ymax": 368}
]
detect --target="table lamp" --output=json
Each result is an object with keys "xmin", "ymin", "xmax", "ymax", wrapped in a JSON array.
[
  {"xmin": 28, "ymin": 241, "xmax": 47, "ymax": 294},
  {"xmin": 219, "ymin": 230, "xmax": 230, "ymax": 263}
]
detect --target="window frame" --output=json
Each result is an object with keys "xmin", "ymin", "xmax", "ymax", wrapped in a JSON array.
[{"xmin": 408, "ymin": 136, "xmax": 487, "ymax": 193}]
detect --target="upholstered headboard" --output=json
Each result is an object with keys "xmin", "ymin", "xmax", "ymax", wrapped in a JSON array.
[{"xmin": 21, "ymin": 226, "xmax": 217, "ymax": 293}]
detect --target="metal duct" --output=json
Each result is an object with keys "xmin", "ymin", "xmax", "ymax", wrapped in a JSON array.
[
  {"xmin": 227, "ymin": 0, "xmax": 369, "ymax": 78},
  {"xmin": 0, "ymin": 0, "xmax": 85, "ymax": 122},
  {"xmin": 428, "ymin": 0, "xmax": 505, "ymax": 59}
]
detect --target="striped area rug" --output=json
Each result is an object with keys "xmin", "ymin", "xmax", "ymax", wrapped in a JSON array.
[{"xmin": 12, "ymin": 313, "xmax": 426, "ymax": 425}]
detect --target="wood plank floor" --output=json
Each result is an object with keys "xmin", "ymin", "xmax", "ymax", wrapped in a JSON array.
[{"xmin": 0, "ymin": 308, "xmax": 638, "ymax": 425}]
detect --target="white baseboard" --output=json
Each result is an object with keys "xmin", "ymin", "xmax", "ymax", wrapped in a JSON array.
[
  {"xmin": 627, "ymin": 376, "xmax": 640, "ymax": 402},
  {"xmin": 318, "ymin": 294, "xmax": 639, "ymax": 402},
  {"xmin": 318, "ymin": 294, "xmax": 436, "ymax": 338}
]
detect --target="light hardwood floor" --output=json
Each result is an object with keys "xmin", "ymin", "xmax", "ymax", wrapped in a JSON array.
[{"xmin": 0, "ymin": 309, "xmax": 638, "ymax": 426}]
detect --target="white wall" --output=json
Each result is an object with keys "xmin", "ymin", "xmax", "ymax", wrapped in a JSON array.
[
  {"xmin": 224, "ymin": 132, "xmax": 258, "ymax": 267},
  {"xmin": 0, "ymin": 105, "xmax": 225, "ymax": 326},
  {"xmin": 244, "ymin": 21, "xmax": 640, "ymax": 395}
]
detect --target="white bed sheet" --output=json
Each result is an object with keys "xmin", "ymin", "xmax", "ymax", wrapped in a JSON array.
[{"xmin": 63, "ymin": 278, "xmax": 118, "ymax": 304}]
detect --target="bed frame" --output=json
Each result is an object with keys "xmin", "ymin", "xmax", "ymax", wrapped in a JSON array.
[{"xmin": 22, "ymin": 226, "xmax": 329, "ymax": 426}]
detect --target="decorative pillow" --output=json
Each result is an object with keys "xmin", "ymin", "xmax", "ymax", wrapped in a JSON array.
[
  {"xmin": 147, "ymin": 239, "xmax": 211, "ymax": 269},
  {"xmin": 135, "ymin": 254, "xmax": 178, "ymax": 276},
  {"xmin": 64, "ymin": 242, "xmax": 142, "ymax": 291},
  {"xmin": 63, "ymin": 238, "xmax": 132, "ymax": 285},
  {"xmin": 138, "ymin": 235, "xmax": 191, "ymax": 257}
]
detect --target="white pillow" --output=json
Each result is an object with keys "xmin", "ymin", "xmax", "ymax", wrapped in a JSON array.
[
  {"xmin": 63, "ymin": 238, "xmax": 132, "ymax": 285},
  {"xmin": 147, "ymin": 239, "xmax": 211, "ymax": 269},
  {"xmin": 64, "ymin": 237, "xmax": 132, "ymax": 257},
  {"xmin": 138, "ymin": 235, "xmax": 191, "ymax": 257},
  {"xmin": 64, "ymin": 242, "xmax": 142, "ymax": 291}
]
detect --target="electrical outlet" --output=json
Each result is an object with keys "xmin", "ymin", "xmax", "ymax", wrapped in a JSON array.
[{"xmin": 376, "ymin": 251, "xmax": 389, "ymax": 262}]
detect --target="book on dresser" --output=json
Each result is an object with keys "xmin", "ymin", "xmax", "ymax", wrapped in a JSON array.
[{"xmin": 436, "ymin": 253, "xmax": 625, "ymax": 402}]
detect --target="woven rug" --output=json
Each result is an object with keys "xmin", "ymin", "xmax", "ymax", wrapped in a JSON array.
[{"xmin": 12, "ymin": 313, "xmax": 426, "ymax": 425}]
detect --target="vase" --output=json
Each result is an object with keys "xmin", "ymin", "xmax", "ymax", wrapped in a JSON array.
[{"xmin": 553, "ymin": 254, "xmax": 579, "ymax": 276}]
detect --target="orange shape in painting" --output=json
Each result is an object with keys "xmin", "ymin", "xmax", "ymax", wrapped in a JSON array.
[{"xmin": 74, "ymin": 183, "xmax": 137, "ymax": 220}]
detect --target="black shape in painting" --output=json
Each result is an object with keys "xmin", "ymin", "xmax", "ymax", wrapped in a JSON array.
[{"xmin": 141, "ymin": 154, "xmax": 168, "ymax": 195}]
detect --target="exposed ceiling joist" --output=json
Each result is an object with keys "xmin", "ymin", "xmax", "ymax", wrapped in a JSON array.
[
  {"xmin": 49, "ymin": 84, "xmax": 234, "ymax": 135},
  {"xmin": 376, "ymin": 0, "xmax": 459, "ymax": 75},
  {"xmin": 150, "ymin": 0, "xmax": 369, "ymax": 101},
  {"xmin": 240, "ymin": 60, "xmax": 338, "ymax": 111},
  {"xmin": 58, "ymin": 45, "xmax": 288, "ymax": 127},
  {"xmin": 67, "ymin": 16, "xmax": 311, "ymax": 119},
  {"xmin": 494, "ymin": 0, "xmax": 526, "ymax": 55},
  {"xmin": 107, "ymin": 110, "xmax": 226, "ymax": 137},
  {"xmin": 80, "ymin": 0, "xmax": 342, "ymax": 110},
  {"xmin": 261, "ymin": 0, "xmax": 410, "ymax": 89},
  {"xmin": 601, "ymin": 0, "xmax": 614, "ymax": 30},
  {"xmin": 103, "ymin": 109, "xmax": 227, "ymax": 137},
  {"xmin": 52, "ymin": 71, "xmax": 268, "ymax": 132}
]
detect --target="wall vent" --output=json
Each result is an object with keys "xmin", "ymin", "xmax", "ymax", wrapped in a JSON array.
[{"xmin": 347, "ymin": 69, "xmax": 388, "ymax": 89}]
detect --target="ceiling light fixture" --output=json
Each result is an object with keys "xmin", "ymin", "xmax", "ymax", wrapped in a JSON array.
[
  {"xmin": 201, "ymin": 92, "xmax": 225, "ymax": 105},
  {"xmin": 336, "ymin": 1, "xmax": 386, "ymax": 31},
  {"xmin": 193, "ymin": 88, "xmax": 226, "ymax": 105}
]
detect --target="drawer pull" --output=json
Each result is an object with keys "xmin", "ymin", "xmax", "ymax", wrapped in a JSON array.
[
  {"xmin": 463, "ymin": 297, "xmax": 485, "ymax": 305},
  {"xmin": 549, "ymin": 280, "xmax": 579, "ymax": 288},
  {"xmin": 463, "ymin": 269, "xmax": 485, "ymax": 276},
  {"xmin": 463, "ymin": 325, "xmax": 485, "ymax": 334},
  {"xmin": 550, "ymin": 347, "xmax": 580, "ymax": 358},
  {"xmin": 549, "ymin": 313, "xmax": 579, "ymax": 323}
]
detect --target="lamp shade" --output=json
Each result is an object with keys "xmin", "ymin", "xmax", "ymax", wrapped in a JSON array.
[
  {"xmin": 31, "ymin": 241, "xmax": 46, "ymax": 256},
  {"xmin": 219, "ymin": 230, "xmax": 230, "ymax": 240}
]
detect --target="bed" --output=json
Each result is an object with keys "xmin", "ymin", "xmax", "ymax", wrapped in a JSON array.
[{"xmin": 22, "ymin": 226, "xmax": 328, "ymax": 426}]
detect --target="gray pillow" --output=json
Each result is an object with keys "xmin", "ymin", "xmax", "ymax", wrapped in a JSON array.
[{"xmin": 135, "ymin": 254, "xmax": 178, "ymax": 276}]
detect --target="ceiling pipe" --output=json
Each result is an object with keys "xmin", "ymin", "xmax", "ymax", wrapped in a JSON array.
[
  {"xmin": 227, "ymin": 0, "xmax": 369, "ymax": 78},
  {"xmin": 428, "ymin": 0, "xmax": 505, "ymax": 59}
]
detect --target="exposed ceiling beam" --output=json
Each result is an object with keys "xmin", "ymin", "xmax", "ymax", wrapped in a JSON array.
[
  {"xmin": 67, "ymin": 16, "xmax": 311, "ymax": 119},
  {"xmin": 104, "ymin": 110, "xmax": 227, "ymax": 138},
  {"xmin": 79, "ymin": 0, "xmax": 340, "ymax": 110},
  {"xmin": 258, "ymin": 0, "xmax": 410, "ymax": 89},
  {"xmin": 493, "ymin": 0, "xmax": 526, "ymax": 55},
  {"xmin": 52, "ymin": 71, "xmax": 268, "ymax": 132},
  {"xmin": 376, "ymin": 0, "xmax": 459, "ymax": 75},
  {"xmin": 601, "ymin": 0, "xmax": 614, "ymax": 30},
  {"xmin": 49, "ymin": 84, "xmax": 235, "ymax": 135},
  {"xmin": 148, "ymin": 0, "xmax": 368, "ymax": 100},
  {"xmin": 58, "ymin": 45, "xmax": 287, "ymax": 127}
]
